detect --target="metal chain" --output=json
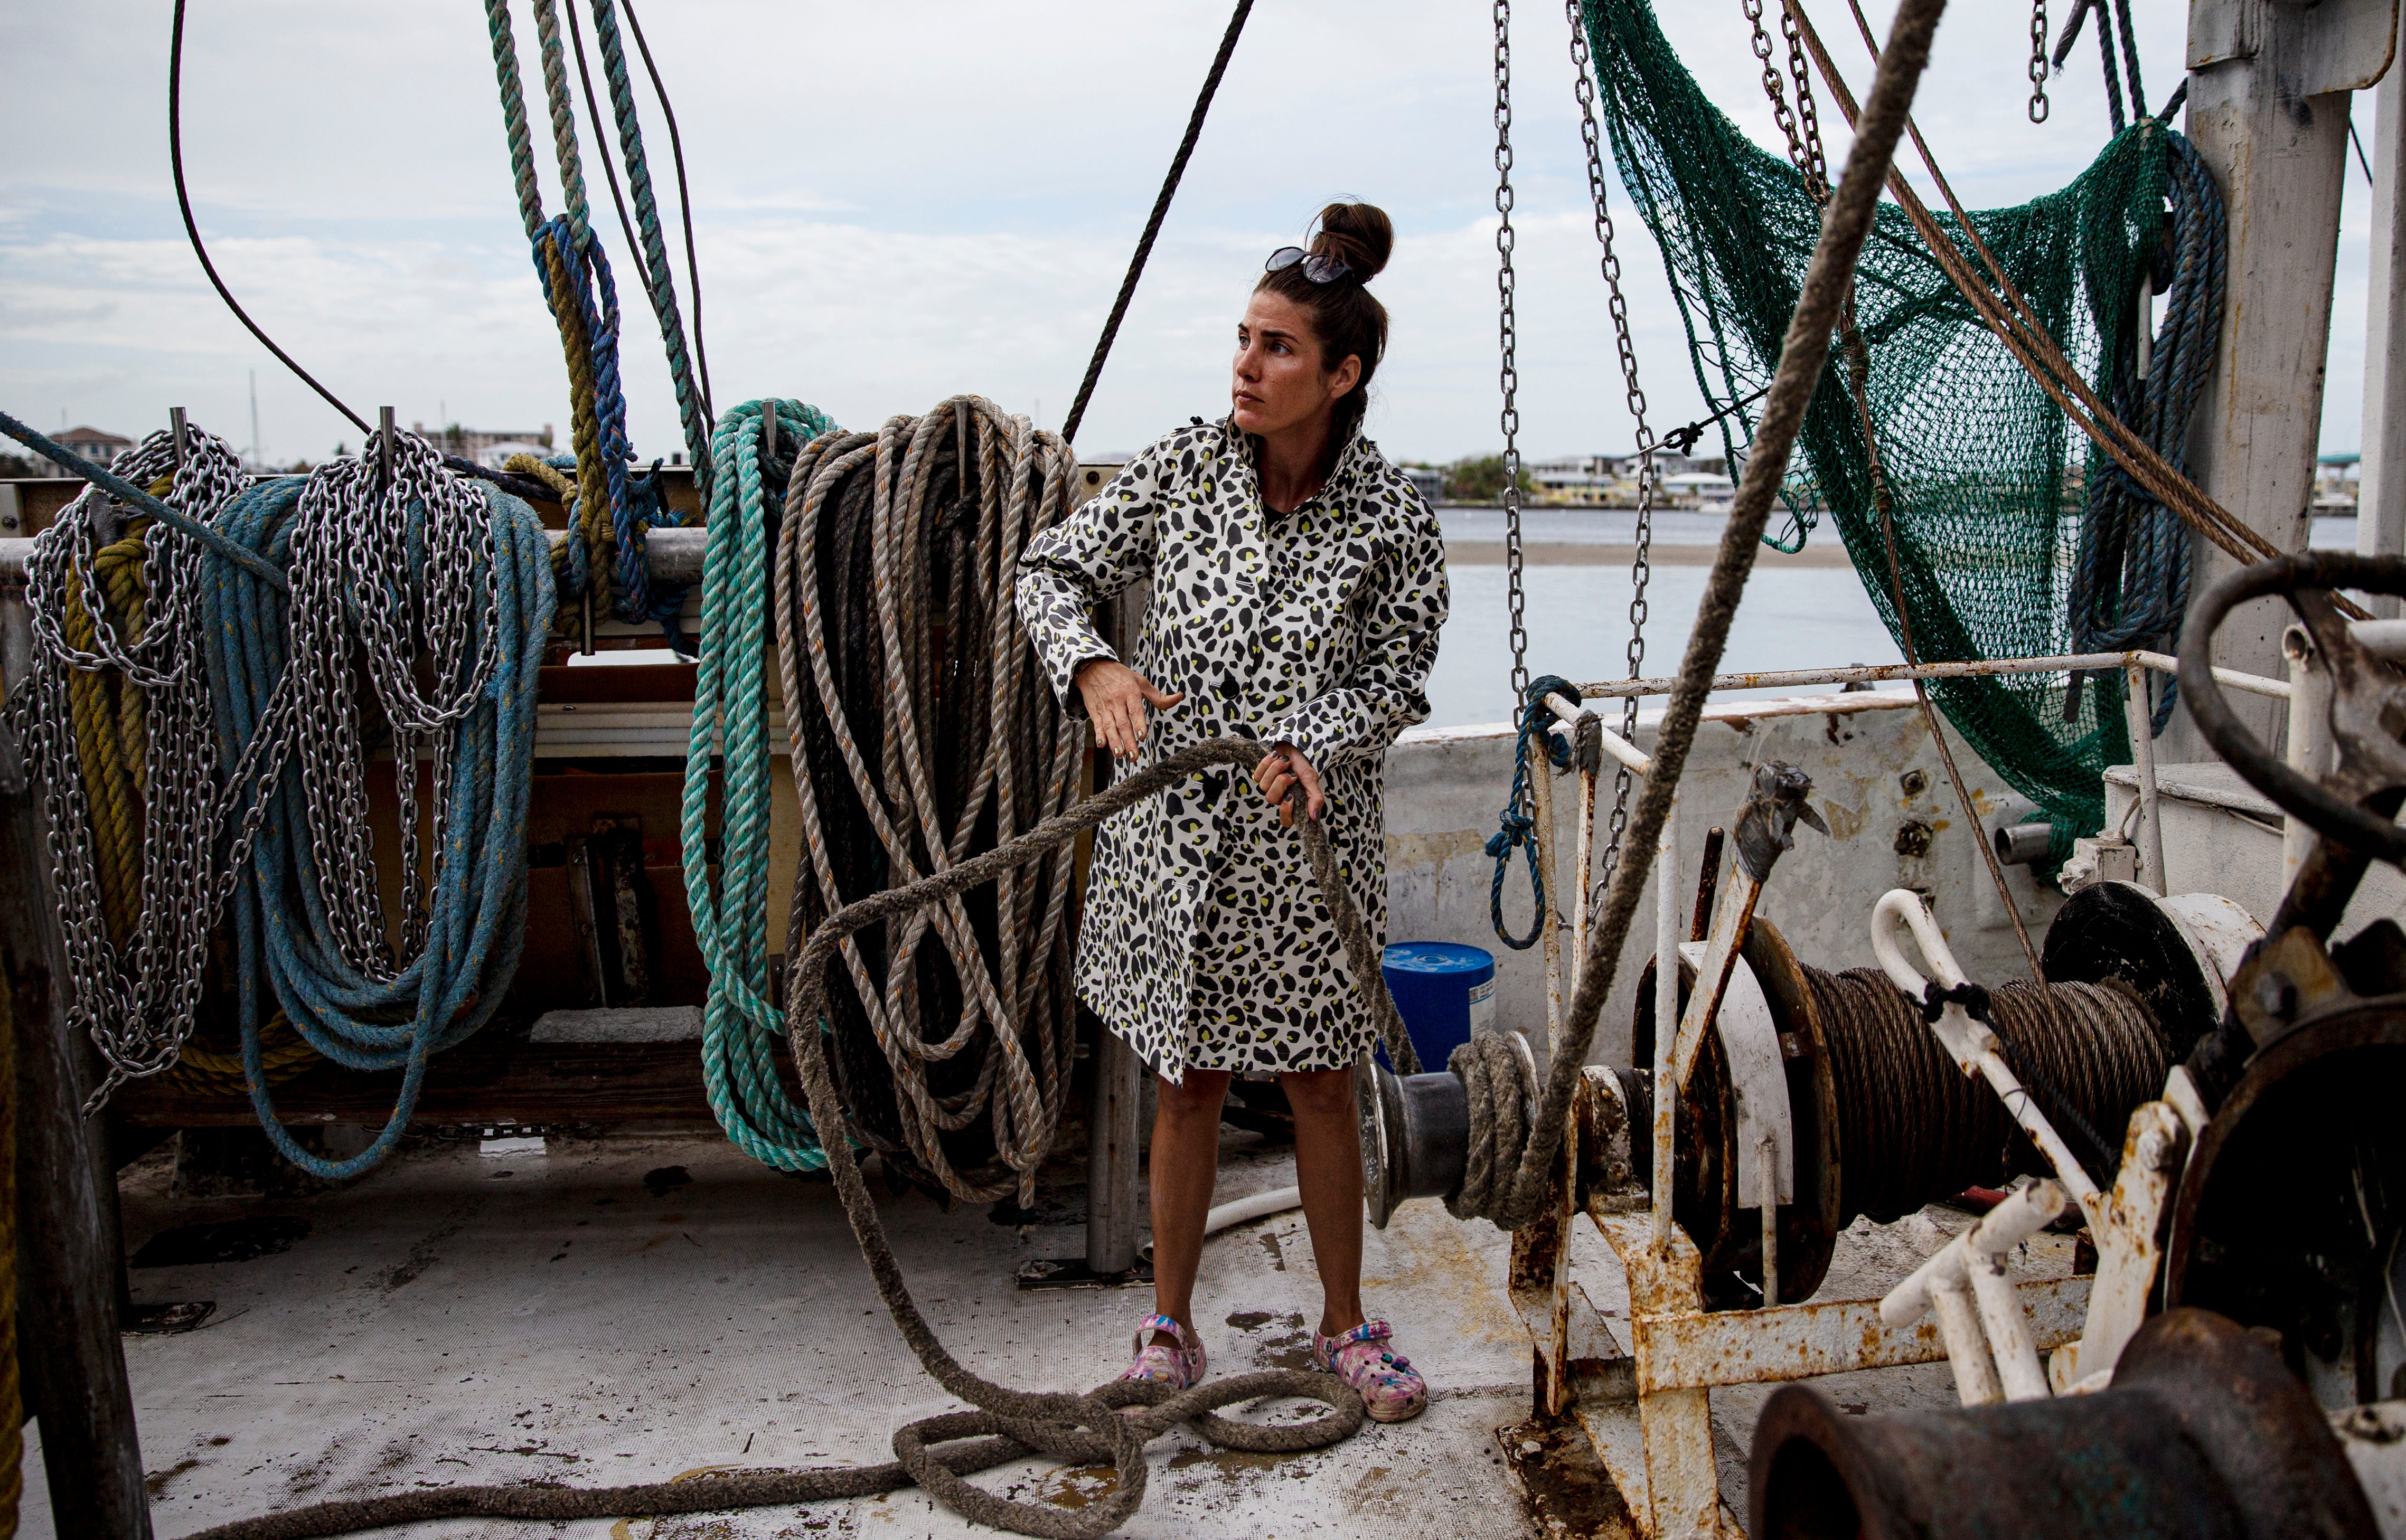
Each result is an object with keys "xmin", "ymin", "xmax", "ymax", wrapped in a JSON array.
[
  {"xmin": 1744, "ymin": 0, "xmax": 1820, "ymax": 198},
  {"xmin": 2028, "ymin": 0, "xmax": 2052, "ymax": 123},
  {"xmin": 1495, "ymin": 0, "xmax": 1529, "ymax": 704},
  {"xmin": 286, "ymin": 431, "xmax": 501, "ymax": 977},
  {"xmin": 11, "ymin": 426, "xmax": 264, "ymax": 1095},
  {"xmin": 1565, "ymin": 0, "xmax": 1658, "ymax": 895},
  {"xmin": 1780, "ymin": 4, "xmax": 1830, "ymax": 200}
]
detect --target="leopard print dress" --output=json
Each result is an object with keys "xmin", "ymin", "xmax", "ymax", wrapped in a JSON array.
[{"xmin": 1014, "ymin": 417, "xmax": 1448, "ymax": 1081}]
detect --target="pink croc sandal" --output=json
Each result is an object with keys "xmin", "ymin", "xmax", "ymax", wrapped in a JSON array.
[
  {"xmin": 1312, "ymin": 1319, "xmax": 1427, "ymax": 1423},
  {"xmin": 1118, "ymin": 1313, "xmax": 1206, "ymax": 1391}
]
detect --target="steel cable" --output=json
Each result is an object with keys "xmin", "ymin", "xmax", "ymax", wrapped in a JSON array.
[{"xmin": 1804, "ymin": 966, "xmax": 2165, "ymax": 1222}]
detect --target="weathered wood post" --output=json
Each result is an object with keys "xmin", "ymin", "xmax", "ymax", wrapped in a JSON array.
[{"xmin": 1, "ymin": 545, "xmax": 153, "ymax": 1537}]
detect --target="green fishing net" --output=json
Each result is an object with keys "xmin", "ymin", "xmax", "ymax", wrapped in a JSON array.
[{"xmin": 1581, "ymin": 0, "xmax": 2169, "ymax": 842}]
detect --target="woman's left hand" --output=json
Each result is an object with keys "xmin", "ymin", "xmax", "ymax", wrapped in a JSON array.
[{"xmin": 1254, "ymin": 743, "xmax": 1326, "ymax": 827}]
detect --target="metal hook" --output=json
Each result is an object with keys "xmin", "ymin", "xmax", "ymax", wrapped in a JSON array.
[{"xmin": 170, "ymin": 406, "xmax": 188, "ymax": 470}]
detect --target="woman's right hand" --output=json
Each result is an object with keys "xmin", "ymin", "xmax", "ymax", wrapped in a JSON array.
[{"xmin": 1075, "ymin": 659, "xmax": 1183, "ymax": 762}]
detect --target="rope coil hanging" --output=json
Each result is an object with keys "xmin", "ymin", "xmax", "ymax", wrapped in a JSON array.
[
  {"xmin": 775, "ymin": 396, "xmax": 1088, "ymax": 1204},
  {"xmin": 208, "ymin": 435, "xmax": 556, "ymax": 1179},
  {"xmin": 682, "ymin": 398, "xmax": 839, "ymax": 1174}
]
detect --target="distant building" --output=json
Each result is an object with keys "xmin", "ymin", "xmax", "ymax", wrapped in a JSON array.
[
  {"xmin": 413, "ymin": 422, "xmax": 556, "ymax": 468},
  {"xmin": 51, "ymin": 426, "xmax": 133, "ymax": 475},
  {"xmin": 1401, "ymin": 466, "xmax": 1445, "ymax": 506},
  {"xmin": 1527, "ymin": 450, "xmax": 1728, "ymax": 506},
  {"xmin": 2316, "ymin": 451, "xmax": 2361, "ymax": 514}
]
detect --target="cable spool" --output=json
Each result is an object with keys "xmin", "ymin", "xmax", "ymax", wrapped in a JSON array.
[
  {"xmin": 1635, "ymin": 920, "xmax": 2172, "ymax": 1301},
  {"xmin": 2041, "ymin": 881, "xmax": 2260, "ymax": 1062}
]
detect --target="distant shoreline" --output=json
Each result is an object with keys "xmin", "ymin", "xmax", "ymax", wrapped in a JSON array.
[{"xmin": 1445, "ymin": 539, "xmax": 1855, "ymax": 568}]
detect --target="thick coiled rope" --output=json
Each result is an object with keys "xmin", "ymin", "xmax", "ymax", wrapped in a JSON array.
[
  {"xmin": 683, "ymin": 399, "xmax": 839, "ymax": 1172},
  {"xmin": 0, "ymin": 970, "xmax": 18, "ymax": 1540},
  {"xmin": 777, "ymin": 397, "xmax": 1088, "ymax": 1203},
  {"xmin": 186, "ymin": 740, "xmax": 1389, "ymax": 1540},
  {"xmin": 2067, "ymin": 128, "xmax": 2224, "ymax": 733},
  {"xmin": 1805, "ymin": 967, "xmax": 2165, "ymax": 1222},
  {"xmin": 6, "ymin": 424, "xmax": 296, "ymax": 1102},
  {"xmin": 206, "ymin": 434, "xmax": 554, "ymax": 1178}
]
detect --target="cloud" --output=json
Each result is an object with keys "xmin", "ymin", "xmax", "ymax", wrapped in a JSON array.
[{"xmin": 9, "ymin": 0, "xmax": 2362, "ymax": 469}]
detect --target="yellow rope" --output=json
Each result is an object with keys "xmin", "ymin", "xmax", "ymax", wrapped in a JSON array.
[
  {"xmin": 538, "ymin": 235, "xmax": 615, "ymax": 612},
  {"xmin": 162, "ymin": 1013, "xmax": 319, "ymax": 1097}
]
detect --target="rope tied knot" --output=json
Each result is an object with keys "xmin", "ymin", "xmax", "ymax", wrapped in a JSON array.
[{"xmin": 1919, "ymin": 978, "xmax": 1991, "ymax": 1025}]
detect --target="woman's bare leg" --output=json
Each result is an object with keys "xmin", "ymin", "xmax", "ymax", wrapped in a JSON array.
[
  {"xmin": 1280, "ymin": 1065, "xmax": 1366, "ymax": 1336},
  {"xmin": 1148, "ymin": 1069, "xmax": 1232, "ymax": 1344}
]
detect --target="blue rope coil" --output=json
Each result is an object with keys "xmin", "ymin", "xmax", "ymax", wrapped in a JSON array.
[
  {"xmin": 203, "ymin": 475, "xmax": 554, "ymax": 1179},
  {"xmin": 1489, "ymin": 674, "xmax": 1578, "ymax": 951}
]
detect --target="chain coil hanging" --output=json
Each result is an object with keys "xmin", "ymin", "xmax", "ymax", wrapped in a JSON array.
[
  {"xmin": 209, "ymin": 437, "xmax": 555, "ymax": 1178},
  {"xmin": 8, "ymin": 425, "xmax": 270, "ymax": 1099},
  {"xmin": 775, "ymin": 398, "xmax": 1087, "ymax": 1205}
]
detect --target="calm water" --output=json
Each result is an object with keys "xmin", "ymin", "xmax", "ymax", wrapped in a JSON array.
[{"xmin": 1424, "ymin": 562, "xmax": 1901, "ymax": 729}]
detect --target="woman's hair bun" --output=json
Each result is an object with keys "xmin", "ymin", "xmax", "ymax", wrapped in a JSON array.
[{"xmin": 1311, "ymin": 200, "xmax": 1394, "ymax": 284}]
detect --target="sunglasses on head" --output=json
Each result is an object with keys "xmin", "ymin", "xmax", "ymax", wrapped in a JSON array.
[{"xmin": 1265, "ymin": 246, "xmax": 1352, "ymax": 284}]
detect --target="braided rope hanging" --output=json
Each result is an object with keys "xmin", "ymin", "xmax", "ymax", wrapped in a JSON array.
[
  {"xmin": 207, "ymin": 437, "xmax": 555, "ymax": 1178},
  {"xmin": 776, "ymin": 397, "xmax": 1088, "ymax": 1204},
  {"xmin": 683, "ymin": 399, "xmax": 840, "ymax": 1172}
]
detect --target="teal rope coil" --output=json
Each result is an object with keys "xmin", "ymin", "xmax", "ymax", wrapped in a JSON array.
[
  {"xmin": 204, "ymin": 442, "xmax": 554, "ymax": 1179},
  {"xmin": 684, "ymin": 398, "xmax": 838, "ymax": 1171}
]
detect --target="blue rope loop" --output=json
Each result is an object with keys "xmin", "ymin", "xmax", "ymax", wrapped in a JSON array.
[
  {"xmin": 532, "ymin": 213, "xmax": 695, "ymax": 629},
  {"xmin": 1488, "ymin": 674, "xmax": 1580, "ymax": 951},
  {"xmin": 203, "ymin": 473, "xmax": 554, "ymax": 1180}
]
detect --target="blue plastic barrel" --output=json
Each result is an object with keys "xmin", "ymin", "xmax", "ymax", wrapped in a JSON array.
[{"xmin": 1379, "ymin": 942, "xmax": 1497, "ymax": 1073}]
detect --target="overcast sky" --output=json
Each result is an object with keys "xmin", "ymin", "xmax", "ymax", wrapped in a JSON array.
[{"xmin": 0, "ymin": 1, "xmax": 2371, "ymax": 469}]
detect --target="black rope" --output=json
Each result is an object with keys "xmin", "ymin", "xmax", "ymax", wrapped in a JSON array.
[
  {"xmin": 1058, "ymin": 0, "xmax": 1253, "ymax": 446},
  {"xmin": 619, "ymin": 0, "xmax": 712, "ymax": 424},
  {"xmin": 169, "ymin": 0, "xmax": 370, "ymax": 437}
]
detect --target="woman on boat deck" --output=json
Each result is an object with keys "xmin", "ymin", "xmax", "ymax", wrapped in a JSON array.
[{"xmin": 1014, "ymin": 201, "xmax": 1447, "ymax": 1423}]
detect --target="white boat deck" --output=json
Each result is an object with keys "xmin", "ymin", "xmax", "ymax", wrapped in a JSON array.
[{"xmin": 20, "ymin": 1125, "xmax": 2079, "ymax": 1539}]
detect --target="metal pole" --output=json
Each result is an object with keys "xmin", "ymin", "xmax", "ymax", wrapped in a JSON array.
[
  {"xmin": 2361, "ymin": 55, "xmax": 2406, "ymax": 619},
  {"xmin": 1531, "ymin": 734, "xmax": 1565, "ymax": 1053},
  {"xmin": 1084, "ymin": 1032, "xmax": 1143, "ymax": 1276},
  {"xmin": 2123, "ymin": 664, "xmax": 2166, "ymax": 895},
  {"xmin": 2283, "ymin": 622, "xmax": 2336, "ymax": 886},
  {"xmin": 1650, "ymin": 787, "xmax": 1678, "ymax": 1249},
  {"xmin": 168, "ymin": 407, "xmax": 187, "ymax": 470},
  {"xmin": 0, "ymin": 598, "xmax": 152, "ymax": 1538}
]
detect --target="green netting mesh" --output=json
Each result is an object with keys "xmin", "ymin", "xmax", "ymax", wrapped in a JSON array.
[{"xmin": 1581, "ymin": 0, "xmax": 2170, "ymax": 840}]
